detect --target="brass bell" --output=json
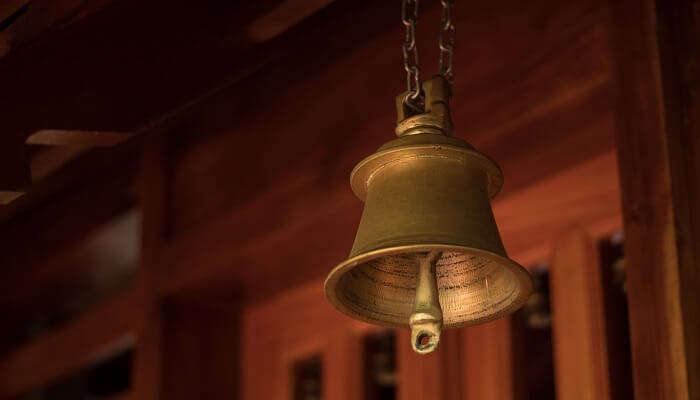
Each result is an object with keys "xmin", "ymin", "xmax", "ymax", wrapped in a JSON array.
[{"xmin": 324, "ymin": 77, "xmax": 533, "ymax": 354}]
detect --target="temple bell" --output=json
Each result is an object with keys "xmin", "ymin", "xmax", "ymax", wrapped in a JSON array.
[{"xmin": 324, "ymin": 76, "xmax": 533, "ymax": 354}]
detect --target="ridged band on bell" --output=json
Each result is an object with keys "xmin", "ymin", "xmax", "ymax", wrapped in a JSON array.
[{"xmin": 324, "ymin": 134, "xmax": 533, "ymax": 330}]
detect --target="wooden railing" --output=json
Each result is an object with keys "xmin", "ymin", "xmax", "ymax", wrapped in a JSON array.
[{"xmin": 0, "ymin": 285, "xmax": 139, "ymax": 398}]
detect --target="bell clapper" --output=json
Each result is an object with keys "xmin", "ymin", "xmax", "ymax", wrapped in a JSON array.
[{"xmin": 409, "ymin": 250, "xmax": 443, "ymax": 354}]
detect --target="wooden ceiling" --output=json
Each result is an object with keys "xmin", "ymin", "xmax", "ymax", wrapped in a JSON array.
[{"xmin": 0, "ymin": 0, "xmax": 621, "ymax": 337}]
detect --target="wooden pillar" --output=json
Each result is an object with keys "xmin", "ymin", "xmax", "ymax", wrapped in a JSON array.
[
  {"xmin": 549, "ymin": 230, "xmax": 610, "ymax": 400},
  {"xmin": 160, "ymin": 301, "xmax": 240, "ymax": 400},
  {"xmin": 611, "ymin": 0, "xmax": 700, "ymax": 398},
  {"xmin": 397, "ymin": 330, "xmax": 462, "ymax": 400},
  {"xmin": 131, "ymin": 133, "xmax": 169, "ymax": 400},
  {"xmin": 462, "ymin": 319, "xmax": 513, "ymax": 400},
  {"xmin": 396, "ymin": 332, "xmax": 441, "ymax": 400},
  {"xmin": 325, "ymin": 332, "xmax": 364, "ymax": 400}
]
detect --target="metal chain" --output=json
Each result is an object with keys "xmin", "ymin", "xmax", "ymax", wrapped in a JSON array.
[
  {"xmin": 438, "ymin": 0, "xmax": 456, "ymax": 84},
  {"xmin": 401, "ymin": 0, "xmax": 456, "ymax": 110},
  {"xmin": 402, "ymin": 0, "xmax": 421, "ymax": 108}
]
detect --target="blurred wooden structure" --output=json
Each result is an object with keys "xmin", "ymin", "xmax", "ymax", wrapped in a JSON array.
[{"xmin": 0, "ymin": 0, "xmax": 697, "ymax": 399}]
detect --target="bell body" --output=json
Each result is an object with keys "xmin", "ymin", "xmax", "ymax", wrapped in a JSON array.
[{"xmin": 324, "ymin": 133, "xmax": 533, "ymax": 330}]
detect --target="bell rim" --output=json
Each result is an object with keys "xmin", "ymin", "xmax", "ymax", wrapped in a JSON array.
[
  {"xmin": 324, "ymin": 244, "xmax": 534, "ymax": 330},
  {"xmin": 350, "ymin": 142, "xmax": 504, "ymax": 201}
]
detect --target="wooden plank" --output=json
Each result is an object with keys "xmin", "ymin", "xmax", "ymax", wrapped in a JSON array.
[
  {"xmin": 0, "ymin": 286, "xmax": 139, "ymax": 397},
  {"xmin": 549, "ymin": 230, "xmax": 610, "ymax": 400},
  {"xmin": 462, "ymin": 319, "xmax": 514, "ymax": 400},
  {"xmin": 26, "ymin": 130, "xmax": 133, "ymax": 147},
  {"xmin": 0, "ymin": 191, "xmax": 24, "ymax": 205},
  {"xmin": 610, "ymin": 0, "xmax": 700, "ymax": 399}
]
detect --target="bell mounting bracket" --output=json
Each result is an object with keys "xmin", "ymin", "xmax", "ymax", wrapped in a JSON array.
[{"xmin": 395, "ymin": 75, "xmax": 454, "ymax": 137}]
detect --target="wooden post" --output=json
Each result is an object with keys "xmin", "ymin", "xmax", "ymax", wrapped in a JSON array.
[
  {"xmin": 396, "ymin": 330, "xmax": 461, "ymax": 400},
  {"xmin": 325, "ymin": 332, "xmax": 364, "ymax": 400},
  {"xmin": 131, "ymin": 133, "xmax": 169, "ymax": 400},
  {"xmin": 462, "ymin": 319, "xmax": 514, "ymax": 400},
  {"xmin": 549, "ymin": 230, "xmax": 611, "ymax": 400},
  {"xmin": 159, "ymin": 300, "xmax": 240, "ymax": 400},
  {"xmin": 396, "ymin": 332, "xmax": 429, "ymax": 400},
  {"xmin": 611, "ymin": 0, "xmax": 700, "ymax": 398}
]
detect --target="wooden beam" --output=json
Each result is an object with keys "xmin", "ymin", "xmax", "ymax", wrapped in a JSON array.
[
  {"xmin": 0, "ymin": 191, "xmax": 24, "ymax": 205},
  {"xmin": 549, "ymin": 230, "xmax": 611, "ymax": 400},
  {"xmin": 611, "ymin": 0, "xmax": 700, "ymax": 398},
  {"xmin": 29, "ymin": 145, "xmax": 92, "ymax": 182},
  {"xmin": 26, "ymin": 130, "xmax": 133, "ymax": 147},
  {"xmin": 0, "ymin": 286, "xmax": 139, "ymax": 398},
  {"xmin": 0, "ymin": 130, "xmax": 129, "ymax": 205},
  {"xmin": 0, "ymin": 133, "xmax": 140, "ymax": 223}
]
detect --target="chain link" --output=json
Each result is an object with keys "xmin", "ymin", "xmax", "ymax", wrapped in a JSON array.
[
  {"xmin": 439, "ymin": 0, "xmax": 456, "ymax": 84},
  {"xmin": 401, "ymin": 0, "xmax": 456, "ymax": 110},
  {"xmin": 402, "ymin": 0, "xmax": 421, "ymax": 108}
]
